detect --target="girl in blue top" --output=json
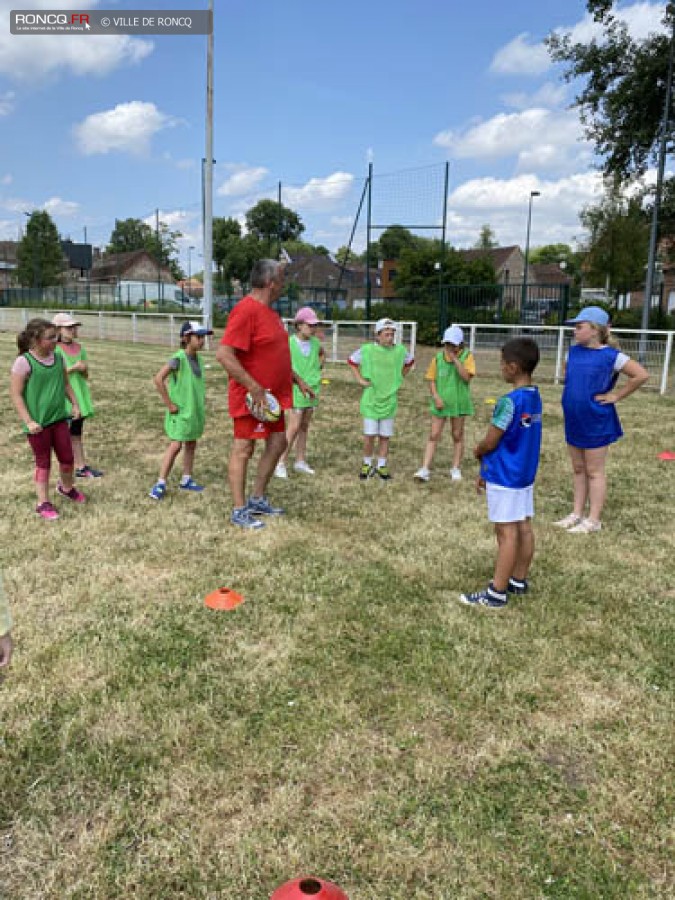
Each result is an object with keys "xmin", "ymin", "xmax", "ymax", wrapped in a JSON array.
[{"xmin": 556, "ymin": 307, "xmax": 648, "ymax": 534}]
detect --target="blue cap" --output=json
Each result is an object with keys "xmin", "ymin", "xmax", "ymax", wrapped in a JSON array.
[{"xmin": 565, "ymin": 306, "xmax": 609, "ymax": 327}]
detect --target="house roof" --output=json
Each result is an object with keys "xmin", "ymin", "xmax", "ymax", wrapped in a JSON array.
[
  {"xmin": 530, "ymin": 262, "xmax": 573, "ymax": 285},
  {"xmin": 91, "ymin": 250, "xmax": 173, "ymax": 282},
  {"xmin": 458, "ymin": 245, "xmax": 522, "ymax": 271}
]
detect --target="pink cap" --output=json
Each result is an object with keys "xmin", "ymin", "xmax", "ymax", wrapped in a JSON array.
[{"xmin": 294, "ymin": 306, "xmax": 320, "ymax": 325}]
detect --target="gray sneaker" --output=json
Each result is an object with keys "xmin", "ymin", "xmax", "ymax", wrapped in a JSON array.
[
  {"xmin": 231, "ymin": 506, "xmax": 265, "ymax": 529},
  {"xmin": 246, "ymin": 495, "xmax": 285, "ymax": 516}
]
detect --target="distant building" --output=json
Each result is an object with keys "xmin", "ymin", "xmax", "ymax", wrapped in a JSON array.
[
  {"xmin": 458, "ymin": 245, "xmax": 526, "ymax": 285},
  {"xmin": 91, "ymin": 250, "xmax": 174, "ymax": 286},
  {"xmin": 284, "ymin": 254, "xmax": 382, "ymax": 307}
]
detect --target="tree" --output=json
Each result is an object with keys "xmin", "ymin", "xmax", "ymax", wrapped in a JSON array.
[
  {"xmin": 245, "ymin": 199, "xmax": 304, "ymax": 252},
  {"xmin": 547, "ymin": 2, "xmax": 675, "ymax": 180},
  {"xmin": 579, "ymin": 182, "xmax": 649, "ymax": 294},
  {"xmin": 378, "ymin": 225, "xmax": 418, "ymax": 260},
  {"xmin": 530, "ymin": 243, "xmax": 584, "ymax": 288},
  {"xmin": 394, "ymin": 239, "xmax": 496, "ymax": 300},
  {"xmin": 474, "ymin": 224, "xmax": 498, "ymax": 251},
  {"xmin": 281, "ymin": 239, "xmax": 330, "ymax": 258},
  {"xmin": 17, "ymin": 211, "xmax": 64, "ymax": 288},
  {"xmin": 107, "ymin": 217, "xmax": 183, "ymax": 280}
]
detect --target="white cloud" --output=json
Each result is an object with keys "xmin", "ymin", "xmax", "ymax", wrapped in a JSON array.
[
  {"xmin": 283, "ymin": 172, "xmax": 354, "ymax": 211},
  {"xmin": 217, "ymin": 165, "xmax": 269, "ymax": 197},
  {"xmin": 434, "ymin": 107, "xmax": 590, "ymax": 174},
  {"xmin": 43, "ymin": 196, "xmax": 79, "ymax": 216},
  {"xmin": 446, "ymin": 172, "xmax": 605, "ymax": 247},
  {"xmin": 1, "ymin": 174, "xmax": 12, "ymax": 185},
  {"xmin": 0, "ymin": 1, "xmax": 153, "ymax": 81},
  {"xmin": 490, "ymin": 33, "xmax": 552, "ymax": 76},
  {"xmin": 491, "ymin": 3, "xmax": 667, "ymax": 77},
  {"xmin": 142, "ymin": 208, "xmax": 191, "ymax": 232},
  {"xmin": 0, "ymin": 90, "xmax": 15, "ymax": 116},
  {"xmin": 502, "ymin": 82, "xmax": 568, "ymax": 110},
  {"xmin": 73, "ymin": 101, "xmax": 177, "ymax": 156}
]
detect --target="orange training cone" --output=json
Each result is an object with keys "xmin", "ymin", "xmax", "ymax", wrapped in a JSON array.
[
  {"xmin": 271, "ymin": 876, "xmax": 349, "ymax": 900},
  {"xmin": 204, "ymin": 587, "xmax": 244, "ymax": 611}
]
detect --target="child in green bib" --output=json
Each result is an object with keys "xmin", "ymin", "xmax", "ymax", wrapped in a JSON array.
[
  {"xmin": 53, "ymin": 313, "xmax": 103, "ymax": 479},
  {"xmin": 348, "ymin": 318, "xmax": 414, "ymax": 480},
  {"xmin": 275, "ymin": 307, "xmax": 323, "ymax": 478},
  {"xmin": 149, "ymin": 321, "xmax": 213, "ymax": 501},
  {"xmin": 414, "ymin": 325, "xmax": 475, "ymax": 483}
]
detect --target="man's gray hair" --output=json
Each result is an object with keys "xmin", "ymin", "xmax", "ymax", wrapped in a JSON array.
[{"xmin": 250, "ymin": 258, "xmax": 283, "ymax": 289}]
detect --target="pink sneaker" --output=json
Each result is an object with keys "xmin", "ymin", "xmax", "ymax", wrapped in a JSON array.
[
  {"xmin": 57, "ymin": 483, "xmax": 86, "ymax": 503},
  {"xmin": 36, "ymin": 501, "xmax": 59, "ymax": 520}
]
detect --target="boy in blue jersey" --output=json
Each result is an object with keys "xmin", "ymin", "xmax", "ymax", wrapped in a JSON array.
[{"xmin": 460, "ymin": 338, "xmax": 542, "ymax": 609}]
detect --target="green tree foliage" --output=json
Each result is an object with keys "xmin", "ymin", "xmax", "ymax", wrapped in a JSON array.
[
  {"xmin": 107, "ymin": 217, "xmax": 183, "ymax": 280},
  {"xmin": 378, "ymin": 225, "xmax": 418, "ymax": 260},
  {"xmin": 474, "ymin": 224, "xmax": 498, "ymax": 251},
  {"xmin": 530, "ymin": 243, "xmax": 584, "ymax": 288},
  {"xmin": 17, "ymin": 210, "xmax": 64, "ymax": 288},
  {"xmin": 580, "ymin": 183, "xmax": 649, "ymax": 294},
  {"xmin": 281, "ymin": 240, "xmax": 330, "ymax": 258},
  {"xmin": 394, "ymin": 239, "xmax": 496, "ymax": 301},
  {"xmin": 245, "ymin": 199, "xmax": 304, "ymax": 252},
  {"xmin": 547, "ymin": 2, "xmax": 675, "ymax": 179}
]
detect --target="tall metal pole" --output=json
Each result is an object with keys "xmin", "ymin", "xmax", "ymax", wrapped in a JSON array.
[
  {"xmin": 155, "ymin": 208, "xmax": 161, "ymax": 307},
  {"xmin": 365, "ymin": 162, "xmax": 372, "ymax": 320},
  {"xmin": 84, "ymin": 226, "xmax": 90, "ymax": 309},
  {"xmin": 640, "ymin": 11, "xmax": 675, "ymax": 361},
  {"xmin": 277, "ymin": 180, "xmax": 282, "ymax": 258},
  {"xmin": 188, "ymin": 245, "xmax": 194, "ymax": 303},
  {"xmin": 521, "ymin": 190, "xmax": 540, "ymax": 317},
  {"xmin": 439, "ymin": 161, "xmax": 449, "ymax": 332},
  {"xmin": 202, "ymin": 0, "xmax": 214, "ymax": 327}
]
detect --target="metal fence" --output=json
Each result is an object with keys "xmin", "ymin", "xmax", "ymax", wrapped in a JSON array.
[
  {"xmin": 1, "ymin": 309, "xmax": 670, "ymax": 393},
  {"xmin": 456, "ymin": 323, "xmax": 674, "ymax": 395},
  {"xmin": 0, "ymin": 308, "xmax": 209, "ymax": 348}
]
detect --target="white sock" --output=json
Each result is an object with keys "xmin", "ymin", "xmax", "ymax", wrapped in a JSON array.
[
  {"xmin": 378, "ymin": 457, "xmax": 387, "ymax": 468},
  {"xmin": 363, "ymin": 456, "xmax": 373, "ymax": 465},
  {"xmin": 180, "ymin": 474, "xmax": 191, "ymax": 486},
  {"xmin": 157, "ymin": 478, "xmax": 166, "ymax": 487}
]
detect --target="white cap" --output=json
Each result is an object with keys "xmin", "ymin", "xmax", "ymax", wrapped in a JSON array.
[
  {"xmin": 375, "ymin": 317, "xmax": 397, "ymax": 334},
  {"xmin": 442, "ymin": 325, "xmax": 464, "ymax": 345}
]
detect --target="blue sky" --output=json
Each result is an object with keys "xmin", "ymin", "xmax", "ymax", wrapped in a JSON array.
[{"xmin": 0, "ymin": 1, "xmax": 668, "ymax": 270}]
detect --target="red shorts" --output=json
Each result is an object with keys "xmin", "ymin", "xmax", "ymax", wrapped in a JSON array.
[{"xmin": 233, "ymin": 412, "xmax": 286, "ymax": 440}]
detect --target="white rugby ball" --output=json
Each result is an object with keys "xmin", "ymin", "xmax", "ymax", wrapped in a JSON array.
[{"xmin": 245, "ymin": 390, "xmax": 282, "ymax": 422}]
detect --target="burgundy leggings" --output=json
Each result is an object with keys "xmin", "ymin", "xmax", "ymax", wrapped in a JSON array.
[{"xmin": 26, "ymin": 420, "xmax": 74, "ymax": 483}]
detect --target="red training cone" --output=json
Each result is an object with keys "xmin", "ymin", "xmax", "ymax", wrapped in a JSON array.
[{"xmin": 271, "ymin": 876, "xmax": 349, "ymax": 900}]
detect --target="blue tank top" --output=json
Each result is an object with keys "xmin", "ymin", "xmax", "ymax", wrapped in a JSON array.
[
  {"xmin": 562, "ymin": 345, "xmax": 623, "ymax": 449},
  {"xmin": 481, "ymin": 386, "xmax": 542, "ymax": 488}
]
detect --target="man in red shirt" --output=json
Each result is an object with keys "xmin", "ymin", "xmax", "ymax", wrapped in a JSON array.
[{"xmin": 216, "ymin": 259, "xmax": 313, "ymax": 529}]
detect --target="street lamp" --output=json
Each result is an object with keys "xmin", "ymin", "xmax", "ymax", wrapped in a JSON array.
[{"xmin": 521, "ymin": 190, "xmax": 540, "ymax": 317}]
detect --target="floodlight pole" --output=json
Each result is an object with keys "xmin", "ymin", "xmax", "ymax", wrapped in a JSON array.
[
  {"xmin": 521, "ymin": 191, "xmax": 540, "ymax": 317},
  {"xmin": 438, "ymin": 161, "xmax": 449, "ymax": 332},
  {"xmin": 640, "ymin": 11, "xmax": 675, "ymax": 362},
  {"xmin": 366, "ymin": 162, "xmax": 373, "ymax": 320},
  {"xmin": 202, "ymin": 0, "xmax": 214, "ymax": 328}
]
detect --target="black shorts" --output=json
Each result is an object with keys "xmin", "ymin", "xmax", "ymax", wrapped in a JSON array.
[{"xmin": 69, "ymin": 417, "xmax": 85, "ymax": 438}]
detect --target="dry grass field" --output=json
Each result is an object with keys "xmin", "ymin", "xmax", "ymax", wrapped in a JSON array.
[{"xmin": 0, "ymin": 332, "xmax": 673, "ymax": 899}]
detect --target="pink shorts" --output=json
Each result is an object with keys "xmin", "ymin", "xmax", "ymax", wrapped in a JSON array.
[{"xmin": 233, "ymin": 412, "xmax": 286, "ymax": 440}]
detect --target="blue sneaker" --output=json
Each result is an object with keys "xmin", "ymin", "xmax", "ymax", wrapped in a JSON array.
[
  {"xmin": 179, "ymin": 477, "xmax": 205, "ymax": 492},
  {"xmin": 459, "ymin": 585, "xmax": 508, "ymax": 609},
  {"xmin": 246, "ymin": 495, "xmax": 285, "ymax": 516},
  {"xmin": 149, "ymin": 482, "xmax": 167, "ymax": 501},
  {"xmin": 231, "ymin": 506, "xmax": 265, "ymax": 530}
]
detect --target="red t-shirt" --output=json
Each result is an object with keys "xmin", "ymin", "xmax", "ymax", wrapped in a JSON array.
[{"xmin": 221, "ymin": 295, "xmax": 293, "ymax": 417}]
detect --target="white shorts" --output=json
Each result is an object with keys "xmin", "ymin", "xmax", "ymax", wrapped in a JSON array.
[
  {"xmin": 486, "ymin": 482, "xmax": 534, "ymax": 523},
  {"xmin": 363, "ymin": 417, "xmax": 395, "ymax": 437}
]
